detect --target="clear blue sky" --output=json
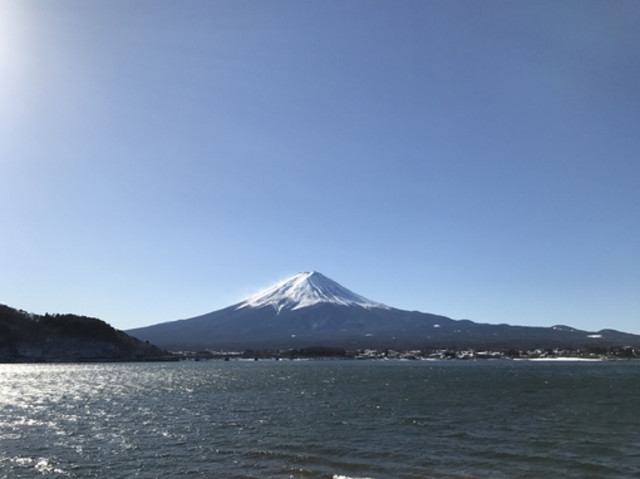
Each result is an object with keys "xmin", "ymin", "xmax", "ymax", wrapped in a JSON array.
[{"xmin": 2, "ymin": 0, "xmax": 639, "ymax": 334}]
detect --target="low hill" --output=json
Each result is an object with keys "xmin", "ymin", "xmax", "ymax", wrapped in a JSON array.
[{"xmin": 0, "ymin": 304, "xmax": 170, "ymax": 362}]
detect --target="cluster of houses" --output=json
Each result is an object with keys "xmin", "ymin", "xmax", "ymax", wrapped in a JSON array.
[
  {"xmin": 173, "ymin": 345, "xmax": 639, "ymax": 361},
  {"xmin": 354, "ymin": 349, "xmax": 504, "ymax": 360},
  {"xmin": 354, "ymin": 347, "xmax": 638, "ymax": 360}
]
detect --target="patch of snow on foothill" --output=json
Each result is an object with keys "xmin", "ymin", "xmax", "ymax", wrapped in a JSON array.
[{"xmin": 236, "ymin": 271, "xmax": 390, "ymax": 313}]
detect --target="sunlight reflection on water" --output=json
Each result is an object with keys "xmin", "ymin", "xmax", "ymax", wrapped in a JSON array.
[{"xmin": 1, "ymin": 361, "xmax": 639, "ymax": 478}]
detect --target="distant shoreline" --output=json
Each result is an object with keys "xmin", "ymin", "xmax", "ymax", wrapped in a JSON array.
[
  {"xmin": 170, "ymin": 347, "xmax": 639, "ymax": 362},
  {"xmin": 523, "ymin": 357, "xmax": 603, "ymax": 362}
]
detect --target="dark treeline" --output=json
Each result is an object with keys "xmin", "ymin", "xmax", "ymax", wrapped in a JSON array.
[
  {"xmin": 1, "ymin": 305, "xmax": 118, "ymax": 343},
  {"xmin": 0, "ymin": 304, "xmax": 169, "ymax": 362}
]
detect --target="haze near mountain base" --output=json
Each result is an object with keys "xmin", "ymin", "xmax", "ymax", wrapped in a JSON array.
[{"xmin": 126, "ymin": 272, "xmax": 640, "ymax": 351}]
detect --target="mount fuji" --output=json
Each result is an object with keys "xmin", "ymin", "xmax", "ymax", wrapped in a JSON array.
[
  {"xmin": 127, "ymin": 271, "xmax": 640, "ymax": 351},
  {"xmin": 236, "ymin": 271, "xmax": 390, "ymax": 313}
]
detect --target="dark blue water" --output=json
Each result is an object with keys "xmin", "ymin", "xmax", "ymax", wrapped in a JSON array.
[{"xmin": 1, "ymin": 360, "xmax": 639, "ymax": 478}]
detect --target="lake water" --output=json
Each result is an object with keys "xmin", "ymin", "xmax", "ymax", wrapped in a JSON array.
[{"xmin": 1, "ymin": 360, "xmax": 639, "ymax": 479}]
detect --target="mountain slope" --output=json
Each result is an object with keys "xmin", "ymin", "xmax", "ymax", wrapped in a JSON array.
[{"xmin": 127, "ymin": 272, "xmax": 640, "ymax": 351}]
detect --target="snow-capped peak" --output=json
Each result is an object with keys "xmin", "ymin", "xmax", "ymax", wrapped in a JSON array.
[{"xmin": 235, "ymin": 271, "xmax": 390, "ymax": 313}]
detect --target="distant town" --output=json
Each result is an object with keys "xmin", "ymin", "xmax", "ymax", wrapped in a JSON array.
[{"xmin": 174, "ymin": 345, "xmax": 640, "ymax": 362}]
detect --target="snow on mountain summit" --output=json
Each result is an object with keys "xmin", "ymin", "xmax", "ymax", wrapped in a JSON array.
[{"xmin": 236, "ymin": 271, "xmax": 390, "ymax": 313}]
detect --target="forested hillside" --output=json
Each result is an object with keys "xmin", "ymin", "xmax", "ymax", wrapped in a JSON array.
[{"xmin": 0, "ymin": 304, "xmax": 169, "ymax": 362}]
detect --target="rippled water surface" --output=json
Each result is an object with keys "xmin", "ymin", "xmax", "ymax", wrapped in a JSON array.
[{"xmin": 1, "ymin": 360, "xmax": 639, "ymax": 478}]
